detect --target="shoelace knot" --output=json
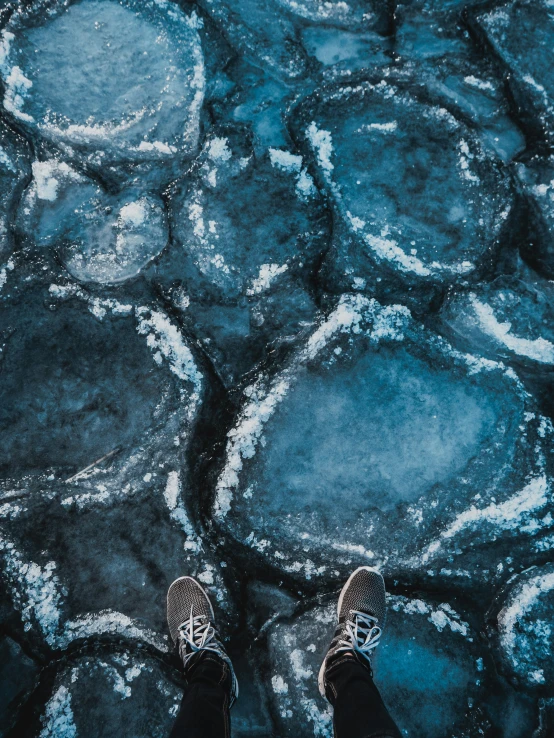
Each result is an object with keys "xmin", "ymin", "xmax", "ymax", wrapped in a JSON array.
[{"xmin": 336, "ymin": 609, "xmax": 382, "ymax": 667}]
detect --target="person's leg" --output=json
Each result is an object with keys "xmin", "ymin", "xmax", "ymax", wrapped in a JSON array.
[
  {"xmin": 319, "ymin": 567, "xmax": 402, "ymax": 738},
  {"xmin": 324, "ymin": 655, "xmax": 401, "ymax": 738},
  {"xmin": 169, "ymin": 652, "xmax": 231, "ymax": 738},
  {"xmin": 167, "ymin": 576, "xmax": 239, "ymax": 738}
]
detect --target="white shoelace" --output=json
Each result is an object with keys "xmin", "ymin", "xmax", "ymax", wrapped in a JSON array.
[
  {"xmin": 335, "ymin": 610, "xmax": 382, "ymax": 666},
  {"xmin": 177, "ymin": 608, "xmax": 224, "ymax": 667}
]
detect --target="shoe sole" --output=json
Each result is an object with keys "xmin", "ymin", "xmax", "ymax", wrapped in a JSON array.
[
  {"xmin": 317, "ymin": 566, "xmax": 384, "ymax": 698},
  {"xmin": 166, "ymin": 576, "xmax": 215, "ymax": 645}
]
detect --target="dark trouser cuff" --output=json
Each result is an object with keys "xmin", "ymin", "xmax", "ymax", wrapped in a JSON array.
[
  {"xmin": 169, "ymin": 652, "xmax": 231, "ymax": 738},
  {"xmin": 325, "ymin": 656, "xmax": 402, "ymax": 738},
  {"xmin": 185, "ymin": 651, "xmax": 231, "ymax": 693}
]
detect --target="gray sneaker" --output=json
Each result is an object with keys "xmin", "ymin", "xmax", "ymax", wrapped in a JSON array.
[
  {"xmin": 318, "ymin": 566, "xmax": 386, "ymax": 697},
  {"xmin": 167, "ymin": 576, "xmax": 239, "ymax": 705}
]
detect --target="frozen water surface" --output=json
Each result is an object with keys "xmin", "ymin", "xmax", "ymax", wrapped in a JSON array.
[
  {"xmin": 516, "ymin": 155, "xmax": 554, "ymax": 277},
  {"xmin": 0, "ymin": 479, "xmax": 231, "ymax": 650},
  {"xmin": 0, "ymin": 0, "xmax": 553, "ymax": 734},
  {"xmin": 197, "ymin": 0, "xmax": 389, "ymax": 80},
  {"xmin": 213, "ymin": 297, "xmax": 548, "ymax": 586},
  {"xmin": 149, "ymin": 130, "xmax": 327, "ymax": 385},
  {"xmin": 0, "ymin": 284, "xmax": 197, "ymax": 478},
  {"xmin": 258, "ymin": 348, "xmax": 496, "ymax": 508},
  {"xmin": 266, "ymin": 595, "xmax": 492, "ymax": 737},
  {"xmin": 394, "ymin": 0, "xmax": 470, "ymax": 62},
  {"xmin": 0, "ymin": 0, "xmax": 204, "ymax": 166},
  {"xmin": 164, "ymin": 282, "xmax": 319, "ymax": 389},
  {"xmin": 229, "ymin": 68, "xmax": 293, "ymax": 148},
  {"xmin": 391, "ymin": 0, "xmax": 525, "ymax": 162},
  {"xmin": 38, "ymin": 651, "xmax": 182, "ymax": 738},
  {"xmin": 414, "ymin": 58, "xmax": 526, "ymax": 163},
  {"xmin": 490, "ymin": 563, "xmax": 554, "ymax": 691},
  {"xmin": 197, "ymin": 0, "xmax": 309, "ymax": 79},
  {"xmin": 440, "ymin": 275, "xmax": 554, "ymax": 369},
  {"xmin": 474, "ymin": 0, "xmax": 554, "ymax": 147},
  {"xmin": 301, "ymin": 27, "xmax": 392, "ymax": 73},
  {"xmin": 0, "ymin": 119, "xmax": 29, "ymax": 260},
  {"xmin": 18, "ymin": 161, "xmax": 168, "ymax": 284},
  {"xmin": 293, "ymin": 76, "xmax": 514, "ymax": 296},
  {"xmin": 165, "ymin": 131, "xmax": 326, "ymax": 298},
  {"xmin": 274, "ymin": 0, "xmax": 386, "ymax": 30}
]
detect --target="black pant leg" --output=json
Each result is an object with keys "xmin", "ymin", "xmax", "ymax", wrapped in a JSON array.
[
  {"xmin": 169, "ymin": 654, "xmax": 231, "ymax": 738},
  {"xmin": 325, "ymin": 656, "xmax": 402, "ymax": 738}
]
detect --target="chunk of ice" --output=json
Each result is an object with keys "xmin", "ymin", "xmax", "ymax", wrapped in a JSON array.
[
  {"xmin": 266, "ymin": 594, "xmax": 489, "ymax": 737},
  {"xmin": 40, "ymin": 651, "xmax": 181, "ymax": 736},
  {"xmin": 18, "ymin": 162, "xmax": 168, "ymax": 284},
  {"xmin": 490, "ymin": 563, "xmax": 554, "ymax": 690},
  {"xmin": 0, "ymin": 0, "xmax": 204, "ymax": 165},
  {"xmin": 474, "ymin": 0, "xmax": 554, "ymax": 148},
  {"xmin": 440, "ymin": 275, "xmax": 554, "ymax": 368},
  {"xmin": 213, "ymin": 296, "xmax": 546, "ymax": 585},
  {"xmin": 293, "ymin": 75, "xmax": 514, "ymax": 296},
  {"xmin": 516, "ymin": 155, "xmax": 554, "ymax": 278}
]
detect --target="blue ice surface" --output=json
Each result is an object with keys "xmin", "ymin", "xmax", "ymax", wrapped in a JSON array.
[{"xmin": 0, "ymin": 0, "xmax": 552, "ymax": 737}]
